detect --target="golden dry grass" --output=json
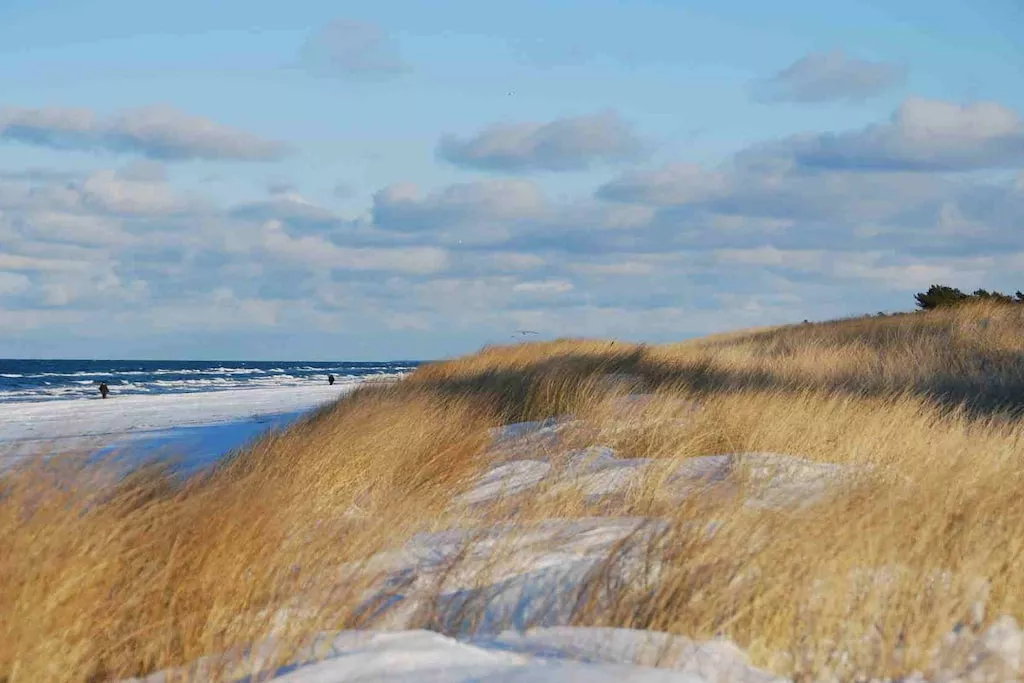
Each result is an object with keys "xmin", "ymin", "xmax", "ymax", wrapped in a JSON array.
[
  {"xmin": 0, "ymin": 388, "xmax": 497, "ymax": 681},
  {"xmin": 3, "ymin": 300, "xmax": 1024, "ymax": 681}
]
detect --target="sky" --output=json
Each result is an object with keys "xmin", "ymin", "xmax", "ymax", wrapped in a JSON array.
[{"xmin": 0, "ymin": 0, "xmax": 1022, "ymax": 361}]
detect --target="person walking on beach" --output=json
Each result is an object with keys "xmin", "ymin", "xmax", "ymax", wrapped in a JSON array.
[
  {"xmin": 328, "ymin": 374, "xmax": 335, "ymax": 386},
  {"xmin": 98, "ymin": 382, "xmax": 110, "ymax": 399}
]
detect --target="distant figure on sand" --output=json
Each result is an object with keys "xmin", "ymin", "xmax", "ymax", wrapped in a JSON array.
[
  {"xmin": 328, "ymin": 374, "xmax": 335, "ymax": 386},
  {"xmin": 98, "ymin": 382, "xmax": 109, "ymax": 399}
]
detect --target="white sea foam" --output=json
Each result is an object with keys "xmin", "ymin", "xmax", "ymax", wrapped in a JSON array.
[{"xmin": 0, "ymin": 371, "xmax": 409, "ymax": 403}]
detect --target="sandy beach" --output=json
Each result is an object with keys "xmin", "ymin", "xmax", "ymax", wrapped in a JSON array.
[{"xmin": 0, "ymin": 382, "xmax": 364, "ymax": 466}]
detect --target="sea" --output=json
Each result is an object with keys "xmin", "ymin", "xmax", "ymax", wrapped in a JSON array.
[{"xmin": 0, "ymin": 359, "xmax": 421, "ymax": 404}]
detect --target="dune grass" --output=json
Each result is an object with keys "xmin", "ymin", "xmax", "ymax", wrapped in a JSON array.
[{"xmin": 3, "ymin": 301, "xmax": 1024, "ymax": 681}]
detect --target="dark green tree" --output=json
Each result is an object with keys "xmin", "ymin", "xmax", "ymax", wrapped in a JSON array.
[
  {"xmin": 915, "ymin": 285, "xmax": 1023, "ymax": 310},
  {"xmin": 915, "ymin": 285, "xmax": 969, "ymax": 310},
  {"xmin": 971, "ymin": 288, "xmax": 1017, "ymax": 305}
]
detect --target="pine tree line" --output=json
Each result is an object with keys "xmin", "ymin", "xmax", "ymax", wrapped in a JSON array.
[{"xmin": 914, "ymin": 285, "xmax": 1024, "ymax": 310}]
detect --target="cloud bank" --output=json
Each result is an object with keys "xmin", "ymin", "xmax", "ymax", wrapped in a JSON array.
[{"xmin": 3, "ymin": 96, "xmax": 1024, "ymax": 357}]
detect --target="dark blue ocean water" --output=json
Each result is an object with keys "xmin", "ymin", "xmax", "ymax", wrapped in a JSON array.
[{"xmin": 0, "ymin": 359, "xmax": 421, "ymax": 404}]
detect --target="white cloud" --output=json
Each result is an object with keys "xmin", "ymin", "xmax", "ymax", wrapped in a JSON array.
[
  {"xmin": 713, "ymin": 246, "xmax": 827, "ymax": 268},
  {"xmin": 231, "ymin": 193, "xmax": 343, "ymax": 233},
  {"xmin": 16, "ymin": 211, "xmax": 127, "ymax": 246},
  {"xmin": 258, "ymin": 220, "xmax": 449, "ymax": 274},
  {"xmin": 40, "ymin": 283, "xmax": 74, "ymax": 306},
  {"xmin": 597, "ymin": 163, "xmax": 727, "ymax": 205},
  {"xmin": 2, "ymin": 167, "xmax": 199, "ymax": 222},
  {"xmin": 468, "ymin": 252, "xmax": 547, "ymax": 272},
  {"xmin": 129, "ymin": 293, "xmax": 283, "ymax": 331},
  {"xmin": 595, "ymin": 106, "xmax": 1024, "ymax": 246},
  {"xmin": 512, "ymin": 279, "xmax": 574, "ymax": 295},
  {"xmin": 0, "ymin": 253, "xmax": 92, "ymax": 273},
  {"xmin": 0, "ymin": 105, "xmax": 290, "ymax": 161},
  {"xmin": 568, "ymin": 261, "xmax": 657, "ymax": 276},
  {"xmin": 411, "ymin": 276, "xmax": 518, "ymax": 312},
  {"xmin": 599, "ymin": 157, "xmax": 956, "ymax": 227},
  {"xmin": 786, "ymin": 97, "xmax": 1024, "ymax": 171},
  {"xmin": 34, "ymin": 270, "xmax": 149, "ymax": 308},
  {"xmin": 79, "ymin": 169, "xmax": 183, "ymax": 215},
  {"xmin": 373, "ymin": 179, "xmax": 547, "ymax": 245},
  {"xmin": 375, "ymin": 180, "xmax": 546, "ymax": 227},
  {"xmin": 753, "ymin": 50, "xmax": 906, "ymax": 103},
  {"xmin": 371, "ymin": 178, "xmax": 662, "ymax": 253},
  {"xmin": 437, "ymin": 112, "xmax": 645, "ymax": 172}
]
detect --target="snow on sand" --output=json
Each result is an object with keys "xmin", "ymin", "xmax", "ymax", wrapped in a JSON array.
[
  {"xmin": 462, "ymin": 415, "xmax": 866, "ymax": 511},
  {"xmin": 0, "ymin": 381, "xmax": 378, "ymax": 462},
  {"xmin": 125, "ymin": 517, "xmax": 784, "ymax": 682},
  {"xmin": 127, "ymin": 627, "xmax": 783, "ymax": 682},
  {"xmin": 122, "ymin": 413, "xmax": 874, "ymax": 682},
  {"xmin": 122, "ymin": 617, "xmax": 1024, "ymax": 683}
]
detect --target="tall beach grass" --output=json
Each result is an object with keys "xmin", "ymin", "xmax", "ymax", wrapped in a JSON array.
[{"xmin": 3, "ymin": 301, "xmax": 1024, "ymax": 681}]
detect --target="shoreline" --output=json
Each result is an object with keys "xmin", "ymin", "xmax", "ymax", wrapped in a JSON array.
[{"xmin": 0, "ymin": 381, "xmax": 378, "ymax": 468}]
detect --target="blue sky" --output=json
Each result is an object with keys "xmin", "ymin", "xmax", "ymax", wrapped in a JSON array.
[{"xmin": 0, "ymin": 0, "xmax": 1022, "ymax": 360}]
